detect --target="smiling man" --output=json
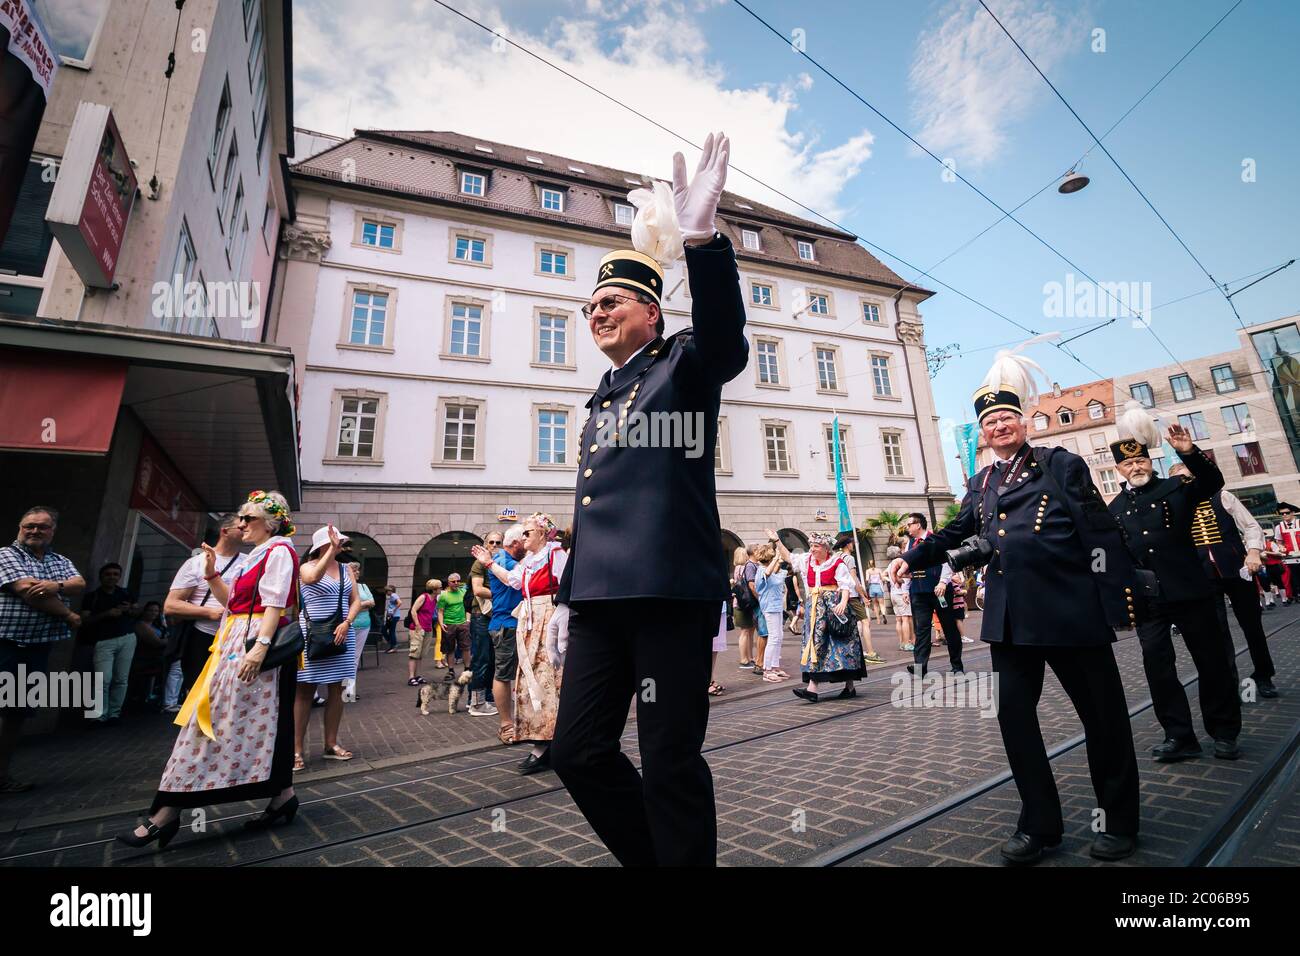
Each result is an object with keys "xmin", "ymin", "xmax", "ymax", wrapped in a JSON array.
[
  {"xmin": 546, "ymin": 132, "xmax": 748, "ymax": 867},
  {"xmin": 887, "ymin": 350, "xmax": 1141, "ymax": 864}
]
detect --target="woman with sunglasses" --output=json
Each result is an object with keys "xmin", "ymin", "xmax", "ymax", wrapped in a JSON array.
[{"xmin": 119, "ymin": 491, "xmax": 301, "ymax": 849}]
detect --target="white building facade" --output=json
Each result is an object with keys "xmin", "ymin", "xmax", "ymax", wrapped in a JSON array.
[{"xmin": 274, "ymin": 130, "xmax": 953, "ymax": 593}]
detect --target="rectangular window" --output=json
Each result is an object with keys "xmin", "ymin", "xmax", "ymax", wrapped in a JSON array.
[
  {"xmin": 246, "ymin": 10, "xmax": 264, "ymax": 90},
  {"xmin": 1212, "ymin": 364, "xmax": 1237, "ymax": 393},
  {"xmin": 862, "ymin": 302, "xmax": 881, "ymax": 323},
  {"xmin": 225, "ymin": 182, "xmax": 244, "ymax": 259},
  {"xmin": 1034, "ymin": 414, "xmax": 1049, "ymax": 432},
  {"xmin": 1222, "ymin": 403, "xmax": 1250, "ymax": 434},
  {"xmin": 1170, "ymin": 374, "xmax": 1195, "ymax": 402},
  {"xmin": 209, "ymin": 80, "xmax": 231, "ymax": 174},
  {"xmin": 219, "ymin": 136, "xmax": 239, "ymax": 226},
  {"xmin": 1088, "ymin": 403, "xmax": 1104, "ymax": 420},
  {"xmin": 537, "ymin": 313, "xmax": 568, "ymax": 365},
  {"xmin": 1202, "ymin": 447, "xmax": 1218, "ymax": 467},
  {"xmin": 349, "ymin": 290, "xmax": 388, "ymax": 346},
  {"xmin": 808, "ymin": 293, "xmax": 829, "ymax": 315},
  {"xmin": 361, "ymin": 220, "xmax": 396, "ymax": 249},
  {"xmin": 538, "ymin": 409, "xmax": 568, "ymax": 465},
  {"xmin": 1091, "ymin": 432, "xmax": 1108, "ymax": 452},
  {"xmin": 454, "ymin": 235, "xmax": 485, "ymax": 262},
  {"xmin": 337, "ymin": 397, "xmax": 378, "ymax": 458},
  {"xmin": 751, "ymin": 283, "xmax": 773, "ymax": 306},
  {"xmin": 541, "ymin": 187, "xmax": 563, "ymax": 212},
  {"xmin": 871, "ymin": 355, "xmax": 893, "ymax": 397},
  {"xmin": 797, "ymin": 240, "xmax": 814, "ymax": 261},
  {"xmin": 882, "ymin": 432, "xmax": 906, "ymax": 477},
  {"xmin": 449, "ymin": 303, "xmax": 483, "ymax": 356},
  {"xmin": 250, "ymin": 49, "xmax": 268, "ymax": 141},
  {"xmin": 234, "ymin": 213, "xmax": 251, "ymax": 279},
  {"xmin": 1234, "ymin": 442, "xmax": 1266, "ymax": 476},
  {"xmin": 757, "ymin": 340, "xmax": 780, "ymax": 385},
  {"xmin": 441, "ymin": 404, "xmax": 478, "ymax": 462},
  {"xmin": 540, "ymin": 250, "xmax": 568, "ymax": 275},
  {"xmin": 1058, "ymin": 410, "xmax": 1074, "ymax": 426},
  {"xmin": 816, "ymin": 348, "xmax": 838, "ymax": 391},
  {"xmin": 742, "ymin": 229, "xmax": 760, "ymax": 251},
  {"xmin": 824, "ymin": 424, "xmax": 849, "ymax": 470},
  {"xmin": 613, "ymin": 202, "xmax": 634, "ymax": 225},
  {"xmin": 1130, "ymin": 382, "xmax": 1155, "ymax": 407},
  {"xmin": 1178, "ymin": 411, "xmax": 1209, "ymax": 441},
  {"xmin": 1100, "ymin": 468, "xmax": 1119, "ymax": 495},
  {"xmin": 764, "ymin": 424, "xmax": 791, "ymax": 473},
  {"xmin": 460, "ymin": 171, "xmax": 485, "ymax": 196},
  {"xmin": 262, "ymin": 202, "xmax": 275, "ymax": 250}
]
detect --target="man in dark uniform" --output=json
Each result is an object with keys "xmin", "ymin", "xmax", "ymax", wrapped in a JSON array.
[
  {"xmin": 888, "ymin": 357, "xmax": 1141, "ymax": 864},
  {"xmin": 1169, "ymin": 462, "xmax": 1277, "ymax": 700},
  {"xmin": 545, "ymin": 133, "xmax": 747, "ymax": 866},
  {"xmin": 902, "ymin": 513, "xmax": 964, "ymax": 676},
  {"xmin": 1107, "ymin": 415, "xmax": 1243, "ymax": 761}
]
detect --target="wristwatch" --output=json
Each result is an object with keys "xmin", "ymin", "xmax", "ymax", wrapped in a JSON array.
[{"xmin": 256, "ymin": 636, "xmax": 272, "ymax": 646}]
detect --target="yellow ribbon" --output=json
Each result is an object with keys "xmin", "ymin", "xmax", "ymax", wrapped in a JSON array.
[
  {"xmin": 174, "ymin": 614, "xmax": 248, "ymax": 741},
  {"xmin": 800, "ymin": 586, "xmax": 826, "ymax": 667}
]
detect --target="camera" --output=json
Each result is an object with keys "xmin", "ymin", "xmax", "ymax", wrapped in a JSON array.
[{"xmin": 945, "ymin": 535, "xmax": 994, "ymax": 571}]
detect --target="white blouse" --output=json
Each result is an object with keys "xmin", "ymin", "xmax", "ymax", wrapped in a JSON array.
[
  {"xmin": 505, "ymin": 541, "xmax": 568, "ymax": 597},
  {"xmin": 789, "ymin": 552, "xmax": 854, "ymax": 592},
  {"xmin": 242, "ymin": 536, "xmax": 296, "ymax": 608}
]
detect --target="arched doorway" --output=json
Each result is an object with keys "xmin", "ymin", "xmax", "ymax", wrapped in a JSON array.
[
  {"xmin": 777, "ymin": 527, "xmax": 808, "ymax": 554},
  {"xmin": 721, "ymin": 529, "xmax": 743, "ymax": 568},
  {"xmin": 411, "ymin": 531, "xmax": 482, "ymax": 603},
  {"xmin": 342, "ymin": 532, "xmax": 389, "ymax": 591}
]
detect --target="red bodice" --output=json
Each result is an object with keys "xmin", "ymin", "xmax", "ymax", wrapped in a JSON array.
[
  {"xmin": 806, "ymin": 556, "xmax": 843, "ymax": 588},
  {"xmin": 227, "ymin": 543, "xmax": 300, "ymax": 623}
]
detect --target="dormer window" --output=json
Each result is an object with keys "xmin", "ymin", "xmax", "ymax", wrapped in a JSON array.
[
  {"xmin": 1088, "ymin": 401, "xmax": 1104, "ymax": 420},
  {"xmin": 613, "ymin": 202, "xmax": 634, "ymax": 226},
  {"xmin": 1033, "ymin": 413, "xmax": 1049, "ymax": 432},
  {"xmin": 474, "ymin": 145, "xmax": 494, "ymax": 154},
  {"xmin": 568, "ymin": 165, "xmax": 586, "ymax": 174},
  {"xmin": 526, "ymin": 155, "xmax": 545, "ymax": 165},
  {"xmin": 540, "ymin": 187, "xmax": 564, "ymax": 212},
  {"xmin": 1057, "ymin": 408, "xmax": 1074, "ymax": 426},
  {"xmin": 741, "ymin": 228, "xmax": 761, "ymax": 251},
  {"xmin": 797, "ymin": 239, "xmax": 814, "ymax": 261},
  {"xmin": 460, "ymin": 171, "xmax": 486, "ymax": 196}
]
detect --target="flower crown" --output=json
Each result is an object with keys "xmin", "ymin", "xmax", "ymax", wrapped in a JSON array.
[
  {"xmin": 247, "ymin": 490, "xmax": 296, "ymax": 537},
  {"xmin": 808, "ymin": 532, "xmax": 836, "ymax": 549},
  {"xmin": 528, "ymin": 512, "xmax": 558, "ymax": 541}
]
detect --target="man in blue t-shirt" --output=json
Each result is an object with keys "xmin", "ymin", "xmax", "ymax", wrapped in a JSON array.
[{"xmin": 486, "ymin": 526, "xmax": 525, "ymax": 741}]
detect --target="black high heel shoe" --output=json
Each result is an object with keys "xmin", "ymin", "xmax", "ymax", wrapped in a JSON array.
[
  {"xmin": 116, "ymin": 817, "xmax": 181, "ymax": 850},
  {"xmin": 243, "ymin": 795, "xmax": 300, "ymax": 830},
  {"xmin": 837, "ymin": 685, "xmax": 857, "ymax": 699}
]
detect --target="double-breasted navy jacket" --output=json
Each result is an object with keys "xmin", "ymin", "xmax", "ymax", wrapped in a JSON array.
[
  {"xmin": 557, "ymin": 234, "xmax": 748, "ymax": 604},
  {"xmin": 903, "ymin": 444, "xmax": 1139, "ymax": 646},
  {"xmin": 1107, "ymin": 446, "xmax": 1224, "ymax": 603}
]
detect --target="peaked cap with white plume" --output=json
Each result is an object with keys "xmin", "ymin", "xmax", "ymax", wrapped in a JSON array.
[
  {"xmin": 971, "ymin": 333, "xmax": 1059, "ymax": 421},
  {"xmin": 593, "ymin": 180, "xmax": 684, "ymax": 310},
  {"xmin": 1110, "ymin": 400, "xmax": 1161, "ymax": 464}
]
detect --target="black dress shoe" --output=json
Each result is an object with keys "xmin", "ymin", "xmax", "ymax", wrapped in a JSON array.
[
  {"xmin": 905, "ymin": 664, "xmax": 927, "ymax": 677},
  {"xmin": 1090, "ymin": 832, "xmax": 1137, "ymax": 861},
  {"xmin": 243, "ymin": 795, "xmax": 299, "ymax": 830},
  {"xmin": 999, "ymin": 831, "xmax": 1061, "ymax": 865},
  {"xmin": 115, "ymin": 817, "xmax": 181, "ymax": 850},
  {"xmin": 792, "ymin": 688, "xmax": 820, "ymax": 703},
  {"xmin": 518, "ymin": 750, "xmax": 550, "ymax": 775},
  {"xmin": 1151, "ymin": 737, "xmax": 1202, "ymax": 762},
  {"xmin": 1258, "ymin": 680, "xmax": 1279, "ymax": 699},
  {"xmin": 837, "ymin": 686, "xmax": 857, "ymax": 700},
  {"xmin": 1213, "ymin": 739, "xmax": 1241, "ymax": 760}
]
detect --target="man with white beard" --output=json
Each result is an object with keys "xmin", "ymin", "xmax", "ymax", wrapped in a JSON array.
[{"xmin": 1107, "ymin": 402, "xmax": 1242, "ymax": 763}]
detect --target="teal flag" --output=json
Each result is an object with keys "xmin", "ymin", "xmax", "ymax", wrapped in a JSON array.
[
  {"xmin": 833, "ymin": 414, "xmax": 852, "ymax": 532},
  {"xmin": 955, "ymin": 422, "xmax": 980, "ymax": 479}
]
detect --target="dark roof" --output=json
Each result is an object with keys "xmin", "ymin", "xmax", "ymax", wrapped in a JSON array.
[{"xmin": 291, "ymin": 129, "xmax": 929, "ymax": 296}]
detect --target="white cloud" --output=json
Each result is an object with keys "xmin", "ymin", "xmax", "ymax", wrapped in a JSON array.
[
  {"xmin": 293, "ymin": 0, "xmax": 872, "ymax": 222},
  {"xmin": 908, "ymin": 0, "xmax": 1086, "ymax": 167}
]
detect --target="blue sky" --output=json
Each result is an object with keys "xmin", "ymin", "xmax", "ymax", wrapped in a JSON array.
[{"xmin": 295, "ymin": 0, "xmax": 1300, "ymax": 493}]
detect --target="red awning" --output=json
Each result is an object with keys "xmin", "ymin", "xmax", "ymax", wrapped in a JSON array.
[{"xmin": 0, "ymin": 348, "xmax": 126, "ymax": 452}]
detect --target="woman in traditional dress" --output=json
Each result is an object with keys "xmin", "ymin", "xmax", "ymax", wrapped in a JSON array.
[
  {"xmin": 470, "ymin": 512, "xmax": 566, "ymax": 775},
  {"xmin": 117, "ymin": 491, "xmax": 301, "ymax": 849},
  {"xmin": 294, "ymin": 526, "xmax": 362, "ymax": 770},
  {"xmin": 767, "ymin": 529, "xmax": 863, "ymax": 703}
]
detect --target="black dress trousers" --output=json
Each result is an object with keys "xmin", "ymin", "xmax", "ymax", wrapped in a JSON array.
[
  {"xmin": 910, "ymin": 589, "xmax": 964, "ymax": 674},
  {"xmin": 990, "ymin": 640, "xmax": 1140, "ymax": 838},
  {"xmin": 1135, "ymin": 597, "xmax": 1242, "ymax": 743},
  {"xmin": 550, "ymin": 598, "xmax": 718, "ymax": 867},
  {"xmin": 1212, "ymin": 576, "xmax": 1275, "ymax": 683}
]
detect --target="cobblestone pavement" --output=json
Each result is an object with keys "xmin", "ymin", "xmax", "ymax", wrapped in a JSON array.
[{"xmin": 1, "ymin": 607, "xmax": 1294, "ymax": 867}]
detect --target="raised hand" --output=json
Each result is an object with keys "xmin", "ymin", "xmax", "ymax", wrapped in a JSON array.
[
  {"xmin": 1166, "ymin": 423, "xmax": 1194, "ymax": 453},
  {"xmin": 672, "ymin": 132, "xmax": 730, "ymax": 241}
]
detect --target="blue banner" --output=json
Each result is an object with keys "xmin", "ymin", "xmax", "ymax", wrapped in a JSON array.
[
  {"xmin": 955, "ymin": 421, "xmax": 980, "ymax": 479},
  {"xmin": 833, "ymin": 414, "xmax": 852, "ymax": 533}
]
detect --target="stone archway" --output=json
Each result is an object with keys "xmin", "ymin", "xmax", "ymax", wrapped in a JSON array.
[
  {"xmin": 410, "ymin": 530, "xmax": 482, "ymax": 604},
  {"xmin": 341, "ymin": 531, "xmax": 389, "ymax": 592},
  {"xmin": 777, "ymin": 527, "xmax": 809, "ymax": 554},
  {"xmin": 721, "ymin": 528, "xmax": 744, "ymax": 569}
]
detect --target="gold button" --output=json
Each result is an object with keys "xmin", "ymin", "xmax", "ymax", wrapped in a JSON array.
[
  {"xmin": 1124, "ymin": 588, "xmax": 1132, "ymax": 594},
  {"xmin": 1143, "ymin": 530, "xmax": 1149, "ymax": 535},
  {"xmin": 601, "ymin": 401, "xmax": 611, "ymax": 408},
  {"xmin": 997, "ymin": 529, "xmax": 1006, "ymax": 537},
  {"xmin": 598, "ymin": 418, "xmax": 608, "ymax": 427},
  {"xmin": 625, "ymin": 401, "xmax": 634, "ymax": 408},
  {"xmin": 999, "ymin": 513, "xmax": 1007, "ymax": 520},
  {"xmin": 589, "ymin": 444, "xmax": 598, "ymax": 453},
  {"xmin": 581, "ymin": 496, "xmax": 591, "ymax": 506},
  {"xmin": 583, "ymin": 468, "xmax": 593, "ymax": 478},
  {"xmin": 650, "ymin": 349, "xmax": 659, "ymax": 355}
]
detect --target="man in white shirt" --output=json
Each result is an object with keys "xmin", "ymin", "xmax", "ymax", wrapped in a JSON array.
[{"xmin": 162, "ymin": 515, "xmax": 247, "ymax": 711}]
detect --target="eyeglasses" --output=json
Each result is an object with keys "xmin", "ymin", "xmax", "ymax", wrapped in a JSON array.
[
  {"xmin": 982, "ymin": 414, "xmax": 1020, "ymax": 428},
  {"xmin": 581, "ymin": 293, "xmax": 640, "ymax": 320},
  {"xmin": 486, "ymin": 540, "xmax": 502, "ymax": 546},
  {"xmin": 236, "ymin": 514, "xmax": 256, "ymax": 523},
  {"xmin": 20, "ymin": 523, "xmax": 53, "ymax": 532}
]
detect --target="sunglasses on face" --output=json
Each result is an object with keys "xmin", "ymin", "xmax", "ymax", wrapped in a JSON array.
[
  {"xmin": 20, "ymin": 523, "xmax": 53, "ymax": 532},
  {"xmin": 582, "ymin": 293, "xmax": 640, "ymax": 320}
]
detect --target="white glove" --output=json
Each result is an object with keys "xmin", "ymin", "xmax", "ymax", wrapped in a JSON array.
[
  {"xmin": 672, "ymin": 132, "xmax": 729, "ymax": 241},
  {"xmin": 545, "ymin": 603, "xmax": 570, "ymax": 668}
]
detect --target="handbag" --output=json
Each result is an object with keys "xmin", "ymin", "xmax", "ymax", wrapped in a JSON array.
[
  {"xmin": 166, "ymin": 553, "xmax": 239, "ymax": 661},
  {"xmin": 242, "ymin": 546, "xmax": 305, "ymax": 672},
  {"xmin": 302, "ymin": 568, "xmax": 350, "ymax": 662}
]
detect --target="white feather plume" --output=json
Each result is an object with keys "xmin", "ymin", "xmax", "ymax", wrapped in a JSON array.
[
  {"xmin": 627, "ymin": 180, "xmax": 684, "ymax": 267},
  {"xmin": 979, "ymin": 332, "xmax": 1059, "ymax": 407},
  {"xmin": 1117, "ymin": 400, "xmax": 1161, "ymax": 448}
]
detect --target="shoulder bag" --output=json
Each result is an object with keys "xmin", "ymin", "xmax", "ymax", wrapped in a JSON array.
[
  {"xmin": 242, "ymin": 546, "xmax": 305, "ymax": 671},
  {"xmin": 301, "ymin": 566, "xmax": 350, "ymax": 662}
]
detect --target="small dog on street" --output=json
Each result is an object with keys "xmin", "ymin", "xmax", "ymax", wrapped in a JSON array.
[{"xmin": 417, "ymin": 670, "xmax": 472, "ymax": 715}]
